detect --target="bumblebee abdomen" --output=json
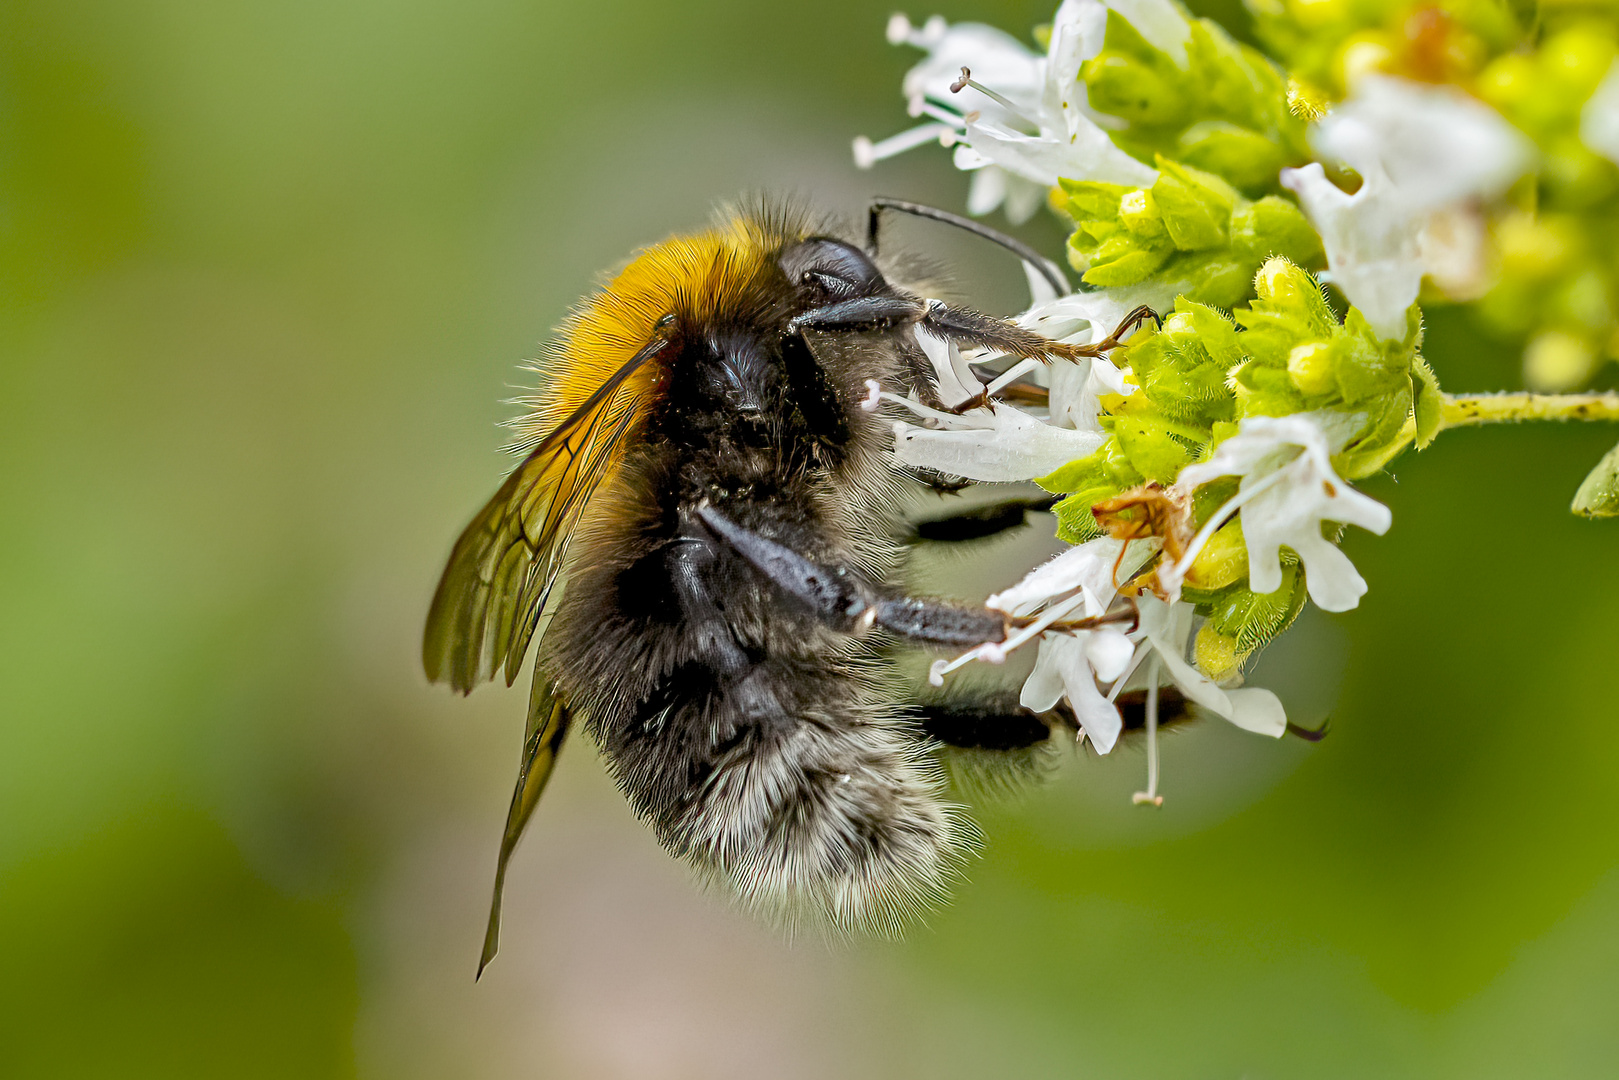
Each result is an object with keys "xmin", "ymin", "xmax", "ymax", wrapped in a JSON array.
[{"xmin": 548, "ymin": 482, "xmax": 967, "ymax": 934}]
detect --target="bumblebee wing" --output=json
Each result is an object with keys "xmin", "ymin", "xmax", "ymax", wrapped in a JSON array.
[
  {"xmin": 422, "ymin": 338, "xmax": 667, "ymax": 692},
  {"xmin": 477, "ymin": 673, "xmax": 572, "ymax": 978}
]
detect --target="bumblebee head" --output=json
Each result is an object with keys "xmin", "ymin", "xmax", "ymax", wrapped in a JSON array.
[{"xmin": 777, "ymin": 236, "xmax": 888, "ymax": 305}]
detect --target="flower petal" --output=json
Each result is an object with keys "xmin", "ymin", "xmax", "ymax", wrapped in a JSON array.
[
  {"xmin": 1223, "ymin": 688, "xmax": 1287, "ymax": 738},
  {"xmin": 892, "ymin": 405, "xmax": 1107, "ymax": 482},
  {"xmin": 1020, "ymin": 636, "xmax": 1069, "ymax": 712},
  {"xmin": 964, "ymin": 115, "xmax": 1158, "ymax": 188},
  {"xmin": 1073, "ymin": 672, "xmax": 1125, "ymax": 753},
  {"xmin": 1086, "ymin": 626, "xmax": 1135, "ymax": 682},
  {"xmin": 1287, "ymin": 532, "xmax": 1369, "ymax": 612},
  {"xmin": 987, "ymin": 537, "xmax": 1145, "ymax": 615}
]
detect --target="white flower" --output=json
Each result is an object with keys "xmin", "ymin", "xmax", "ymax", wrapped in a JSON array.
[
  {"xmin": 914, "ymin": 323, "xmax": 986, "ymax": 410},
  {"xmin": 1021, "ymin": 634, "xmax": 1135, "ymax": 751},
  {"xmin": 1005, "ymin": 538, "xmax": 1149, "ymax": 752},
  {"xmin": 1115, "ymin": 596, "xmax": 1288, "ymax": 739},
  {"xmin": 1165, "ymin": 413, "xmax": 1393, "ymax": 613},
  {"xmin": 890, "ymin": 395, "xmax": 1107, "ymax": 481},
  {"xmin": 1003, "ymin": 278, "xmax": 1183, "ymax": 429},
  {"xmin": 1580, "ymin": 61, "xmax": 1619, "ymax": 166},
  {"xmin": 920, "ymin": 537, "xmax": 1143, "ymax": 750},
  {"xmin": 855, "ymin": 5, "xmax": 1160, "ymax": 221},
  {"xmin": 1281, "ymin": 75, "xmax": 1535, "ymax": 340},
  {"xmin": 987, "ymin": 535, "xmax": 1147, "ymax": 616}
]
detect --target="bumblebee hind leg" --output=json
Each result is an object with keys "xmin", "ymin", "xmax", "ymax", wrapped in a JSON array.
[{"xmin": 909, "ymin": 691, "xmax": 1066, "ymax": 798}]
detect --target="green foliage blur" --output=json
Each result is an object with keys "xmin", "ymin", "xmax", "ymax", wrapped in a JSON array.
[{"xmin": 3, "ymin": 1, "xmax": 1618, "ymax": 1077}]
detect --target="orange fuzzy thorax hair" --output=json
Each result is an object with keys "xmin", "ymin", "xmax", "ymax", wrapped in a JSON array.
[{"xmin": 511, "ymin": 210, "xmax": 808, "ymax": 448}]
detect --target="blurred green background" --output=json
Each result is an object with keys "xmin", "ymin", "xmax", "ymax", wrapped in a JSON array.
[{"xmin": 4, "ymin": 1, "xmax": 1619, "ymax": 1076}]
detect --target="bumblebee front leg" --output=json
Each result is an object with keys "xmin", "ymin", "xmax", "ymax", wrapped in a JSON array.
[
  {"xmin": 696, "ymin": 506, "xmax": 1004, "ymax": 647},
  {"xmin": 921, "ymin": 301, "xmax": 1159, "ymax": 365}
]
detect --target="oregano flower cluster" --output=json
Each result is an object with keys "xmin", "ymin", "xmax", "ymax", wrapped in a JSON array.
[{"xmin": 856, "ymin": 0, "xmax": 1619, "ymax": 801}]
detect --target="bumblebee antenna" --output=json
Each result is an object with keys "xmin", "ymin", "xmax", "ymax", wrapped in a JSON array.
[{"xmin": 866, "ymin": 197, "xmax": 1070, "ymax": 297}]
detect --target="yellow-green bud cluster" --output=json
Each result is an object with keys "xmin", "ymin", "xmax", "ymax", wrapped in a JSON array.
[
  {"xmin": 1058, "ymin": 159, "xmax": 1325, "ymax": 308},
  {"xmin": 1036, "ymin": 258, "xmax": 1433, "ymax": 671},
  {"xmin": 1471, "ymin": 24, "xmax": 1619, "ymax": 390},
  {"xmin": 1081, "ymin": 12, "xmax": 1312, "ymax": 193},
  {"xmin": 1246, "ymin": 0, "xmax": 1534, "ymax": 97}
]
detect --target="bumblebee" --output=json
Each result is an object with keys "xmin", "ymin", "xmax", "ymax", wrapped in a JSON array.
[{"xmin": 424, "ymin": 200, "xmax": 1145, "ymax": 974}]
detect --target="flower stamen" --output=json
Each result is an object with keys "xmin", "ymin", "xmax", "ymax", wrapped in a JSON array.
[
  {"xmin": 852, "ymin": 123, "xmax": 959, "ymax": 169},
  {"xmin": 1131, "ymin": 655, "xmax": 1165, "ymax": 807},
  {"xmin": 949, "ymin": 66, "xmax": 1039, "ymax": 128}
]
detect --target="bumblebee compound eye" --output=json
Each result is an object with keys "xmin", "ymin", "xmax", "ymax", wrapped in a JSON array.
[{"xmin": 778, "ymin": 237, "xmax": 886, "ymax": 301}]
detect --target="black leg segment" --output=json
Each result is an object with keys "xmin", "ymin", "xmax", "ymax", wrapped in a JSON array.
[
  {"xmin": 696, "ymin": 505, "xmax": 1007, "ymax": 647},
  {"xmin": 907, "ymin": 495, "xmax": 1058, "ymax": 544}
]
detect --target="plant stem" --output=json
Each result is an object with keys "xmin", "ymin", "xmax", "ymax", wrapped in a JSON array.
[
  {"xmin": 1382, "ymin": 391, "xmax": 1619, "ymax": 463},
  {"xmin": 1440, "ymin": 391, "xmax": 1619, "ymax": 428}
]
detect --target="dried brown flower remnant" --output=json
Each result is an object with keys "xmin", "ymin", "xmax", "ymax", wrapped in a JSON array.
[{"xmin": 1091, "ymin": 483, "xmax": 1194, "ymax": 599}]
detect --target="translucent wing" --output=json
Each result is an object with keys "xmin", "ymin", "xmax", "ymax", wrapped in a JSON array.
[
  {"xmin": 477, "ymin": 672, "xmax": 572, "ymax": 978},
  {"xmin": 422, "ymin": 338, "xmax": 667, "ymax": 693}
]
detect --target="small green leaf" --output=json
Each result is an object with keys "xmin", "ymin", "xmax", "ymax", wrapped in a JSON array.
[
  {"xmin": 1037, "ymin": 441, "xmax": 1142, "ymax": 494},
  {"xmin": 1412, "ymin": 355, "xmax": 1444, "ymax": 450},
  {"xmin": 1152, "ymin": 159, "xmax": 1238, "ymax": 250},
  {"xmin": 1113, "ymin": 414, "xmax": 1197, "ymax": 482}
]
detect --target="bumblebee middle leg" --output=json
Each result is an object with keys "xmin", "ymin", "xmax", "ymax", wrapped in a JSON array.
[
  {"xmin": 905, "ymin": 494, "xmax": 1058, "ymax": 544},
  {"xmin": 911, "ymin": 695, "xmax": 1057, "ymax": 752}
]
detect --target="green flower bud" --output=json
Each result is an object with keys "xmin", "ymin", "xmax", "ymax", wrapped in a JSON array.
[
  {"xmin": 1177, "ymin": 121, "xmax": 1290, "ymax": 193},
  {"xmin": 1153, "ymin": 159, "xmax": 1238, "ymax": 250},
  {"xmin": 1193, "ymin": 624, "xmax": 1249, "ymax": 682},
  {"xmin": 1203, "ymin": 563, "xmax": 1308, "ymax": 652},
  {"xmin": 1287, "ymin": 341, "xmax": 1335, "ymax": 395},
  {"xmin": 1081, "ymin": 12, "xmax": 1310, "ymax": 196},
  {"xmin": 1082, "ymin": 14, "xmax": 1190, "ymax": 127},
  {"xmin": 1572, "ymin": 441, "xmax": 1619, "ymax": 517},
  {"xmin": 1183, "ymin": 518, "xmax": 1248, "ymax": 591},
  {"xmin": 1119, "ymin": 189, "xmax": 1167, "ymax": 236}
]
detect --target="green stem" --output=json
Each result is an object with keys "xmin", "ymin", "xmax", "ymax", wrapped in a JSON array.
[
  {"xmin": 1439, "ymin": 391, "xmax": 1619, "ymax": 429},
  {"xmin": 1384, "ymin": 391, "xmax": 1619, "ymax": 463}
]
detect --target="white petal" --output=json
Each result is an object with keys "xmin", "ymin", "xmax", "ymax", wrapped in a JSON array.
[
  {"xmin": 892, "ymin": 405, "xmax": 1106, "ymax": 482},
  {"xmin": 1279, "ymin": 162, "xmax": 1420, "ymax": 342},
  {"xmin": 1223, "ymin": 688, "xmax": 1288, "ymax": 737},
  {"xmin": 1003, "ymin": 175, "xmax": 1049, "ymax": 224},
  {"xmin": 1286, "ymin": 77, "xmax": 1533, "ymax": 340},
  {"xmin": 1020, "ymin": 637, "xmax": 1069, "ymax": 712},
  {"xmin": 988, "ymin": 538, "xmax": 1118, "ymax": 615},
  {"xmin": 1287, "ymin": 532, "xmax": 1369, "ymax": 612},
  {"xmin": 987, "ymin": 537, "xmax": 1148, "ymax": 615},
  {"xmin": 1317, "ymin": 76, "xmax": 1535, "ymax": 220},
  {"xmin": 1086, "ymin": 626, "xmax": 1135, "ymax": 682},
  {"xmin": 915, "ymin": 326, "xmax": 984, "ymax": 409},
  {"xmin": 964, "ymin": 116, "xmax": 1159, "ymax": 188},
  {"xmin": 900, "ymin": 22, "xmax": 1044, "ymax": 126},
  {"xmin": 1070, "ymin": 667, "xmax": 1124, "ymax": 753},
  {"xmin": 1047, "ymin": 0, "xmax": 1109, "ymax": 102},
  {"xmin": 1243, "ymin": 532, "xmax": 1287, "ymax": 597},
  {"xmin": 1154, "ymin": 633, "xmax": 1232, "ymax": 716},
  {"xmin": 1023, "ymin": 261, "xmax": 1063, "ymax": 307},
  {"xmin": 966, "ymin": 165, "xmax": 1008, "ymax": 216}
]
